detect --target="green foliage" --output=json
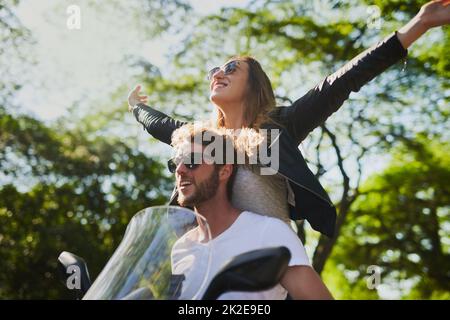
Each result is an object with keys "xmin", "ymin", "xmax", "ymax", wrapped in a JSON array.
[
  {"xmin": 0, "ymin": 0, "xmax": 34, "ymax": 104},
  {"xmin": 0, "ymin": 106, "xmax": 172, "ymax": 298},
  {"xmin": 322, "ymin": 260, "xmax": 379, "ymax": 299},
  {"xmin": 1, "ymin": 0, "xmax": 449, "ymax": 300},
  {"xmin": 331, "ymin": 138, "xmax": 450, "ymax": 299},
  {"xmin": 366, "ymin": 0, "xmax": 449, "ymax": 80}
]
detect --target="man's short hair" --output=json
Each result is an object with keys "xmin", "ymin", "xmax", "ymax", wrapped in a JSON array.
[{"xmin": 171, "ymin": 122, "xmax": 238, "ymax": 199}]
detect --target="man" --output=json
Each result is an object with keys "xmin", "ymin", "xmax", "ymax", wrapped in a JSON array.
[{"xmin": 169, "ymin": 124, "xmax": 333, "ymax": 300}]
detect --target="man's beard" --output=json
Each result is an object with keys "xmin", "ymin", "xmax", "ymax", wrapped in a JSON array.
[{"xmin": 177, "ymin": 169, "xmax": 220, "ymax": 207}]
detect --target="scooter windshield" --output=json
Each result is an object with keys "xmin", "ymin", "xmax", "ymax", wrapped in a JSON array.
[{"xmin": 83, "ymin": 206, "xmax": 212, "ymax": 300}]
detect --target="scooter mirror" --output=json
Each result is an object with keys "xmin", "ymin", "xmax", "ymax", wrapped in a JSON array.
[
  {"xmin": 201, "ymin": 246, "xmax": 291, "ymax": 300},
  {"xmin": 57, "ymin": 251, "xmax": 92, "ymax": 297}
]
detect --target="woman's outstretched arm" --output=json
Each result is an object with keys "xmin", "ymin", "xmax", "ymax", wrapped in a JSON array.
[
  {"xmin": 128, "ymin": 85, "xmax": 186, "ymax": 146},
  {"xmin": 277, "ymin": 0, "xmax": 450, "ymax": 145}
]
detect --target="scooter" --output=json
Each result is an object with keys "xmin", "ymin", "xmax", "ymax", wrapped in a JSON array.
[{"xmin": 57, "ymin": 206, "xmax": 290, "ymax": 300}]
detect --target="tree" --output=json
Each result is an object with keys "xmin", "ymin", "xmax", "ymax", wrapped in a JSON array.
[
  {"xmin": 0, "ymin": 0, "xmax": 180, "ymax": 298},
  {"xmin": 1, "ymin": 0, "xmax": 448, "ymax": 299},
  {"xmin": 329, "ymin": 137, "xmax": 449, "ymax": 299},
  {"xmin": 135, "ymin": 0, "xmax": 448, "ymax": 279},
  {"xmin": 0, "ymin": 107, "xmax": 172, "ymax": 298},
  {"xmin": 0, "ymin": 0, "xmax": 33, "ymax": 106}
]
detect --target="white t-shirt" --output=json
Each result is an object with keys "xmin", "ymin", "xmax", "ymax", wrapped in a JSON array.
[{"xmin": 171, "ymin": 211, "xmax": 310, "ymax": 300}]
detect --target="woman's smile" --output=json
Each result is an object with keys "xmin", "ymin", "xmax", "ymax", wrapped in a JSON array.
[{"xmin": 212, "ymin": 81, "xmax": 228, "ymax": 91}]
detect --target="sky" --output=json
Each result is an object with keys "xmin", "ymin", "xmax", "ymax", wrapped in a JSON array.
[{"xmin": 13, "ymin": 0, "xmax": 250, "ymax": 121}]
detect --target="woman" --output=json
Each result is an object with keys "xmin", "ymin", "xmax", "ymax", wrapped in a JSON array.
[{"xmin": 128, "ymin": 1, "xmax": 450, "ymax": 237}]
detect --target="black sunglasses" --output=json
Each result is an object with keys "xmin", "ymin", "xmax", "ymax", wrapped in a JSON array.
[
  {"xmin": 207, "ymin": 60, "xmax": 239, "ymax": 81},
  {"xmin": 167, "ymin": 152, "xmax": 208, "ymax": 173}
]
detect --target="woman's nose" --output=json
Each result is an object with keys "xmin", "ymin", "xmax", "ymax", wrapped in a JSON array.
[{"xmin": 212, "ymin": 68, "xmax": 225, "ymax": 80}]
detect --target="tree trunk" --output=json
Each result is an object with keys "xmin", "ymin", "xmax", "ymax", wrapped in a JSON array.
[{"xmin": 312, "ymin": 196, "xmax": 353, "ymax": 274}]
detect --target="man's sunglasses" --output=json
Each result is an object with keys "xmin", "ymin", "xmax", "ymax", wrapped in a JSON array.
[
  {"xmin": 207, "ymin": 60, "xmax": 239, "ymax": 81},
  {"xmin": 167, "ymin": 152, "xmax": 210, "ymax": 173}
]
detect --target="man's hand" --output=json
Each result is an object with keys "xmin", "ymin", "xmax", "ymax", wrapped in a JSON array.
[
  {"xmin": 127, "ymin": 85, "xmax": 148, "ymax": 112},
  {"xmin": 417, "ymin": 0, "xmax": 450, "ymax": 29}
]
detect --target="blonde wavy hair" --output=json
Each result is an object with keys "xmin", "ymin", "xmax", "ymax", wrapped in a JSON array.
[{"xmin": 172, "ymin": 121, "xmax": 264, "ymax": 162}]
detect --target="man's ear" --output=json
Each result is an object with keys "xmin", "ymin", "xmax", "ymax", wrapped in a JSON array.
[{"xmin": 218, "ymin": 164, "xmax": 233, "ymax": 181}]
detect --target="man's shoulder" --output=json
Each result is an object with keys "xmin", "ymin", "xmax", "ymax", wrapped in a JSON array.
[
  {"xmin": 240, "ymin": 211, "xmax": 305, "ymax": 260},
  {"xmin": 240, "ymin": 211, "xmax": 269, "ymax": 221},
  {"xmin": 240, "ymin": 211, "xmax": 292, "ymax": 230}
]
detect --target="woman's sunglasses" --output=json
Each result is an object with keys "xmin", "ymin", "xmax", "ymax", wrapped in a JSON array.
[
  {"xmin": 207, "ymin": 60, "xmax": 239, "ymax": 81},
  {"xmin": 167, "ymin": 152, "xmax": 208, "ymax": 173}
]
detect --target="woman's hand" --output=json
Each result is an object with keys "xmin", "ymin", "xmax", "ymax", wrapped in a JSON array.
[
  {"xmin": 417, "ymin": 0, "xmax": 450, "ymax": 29},
  {"xmin": 397, "ymin": 0, "xmax": 450, "ymax": 49},
  {"xmin": 127, "ymin": 85, "xmax": 148, "ymax": 112}
]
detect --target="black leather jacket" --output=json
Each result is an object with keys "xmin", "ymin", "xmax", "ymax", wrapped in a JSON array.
[{"xmin": 132, "ymin": 33, "xmax": 407, "ymax": 237}]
